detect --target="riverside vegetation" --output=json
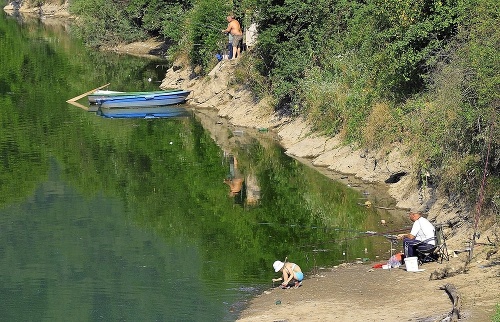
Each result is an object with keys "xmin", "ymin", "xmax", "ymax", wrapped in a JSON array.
[
  {"xmin": 6, "ymin": 0, "xmax": 499, "ymax": 318},
  {"xmin": 47, "ymin": 0, "xmax": 498, "ymax": 221}
]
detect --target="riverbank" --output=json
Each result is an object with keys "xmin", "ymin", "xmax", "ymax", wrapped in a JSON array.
[{"xmin": 160, "ymin": 57, "xmax": 499, "ymax": 321}]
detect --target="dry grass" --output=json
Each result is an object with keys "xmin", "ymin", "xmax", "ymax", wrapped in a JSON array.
[{"xmin": 362, "ymin": 102, "xmax": 399, "ymax": 150}]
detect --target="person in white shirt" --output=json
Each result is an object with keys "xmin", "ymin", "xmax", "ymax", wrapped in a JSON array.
[{"xmin": 397, "ymin": 212, "xmax": 435, "ymax": 258}]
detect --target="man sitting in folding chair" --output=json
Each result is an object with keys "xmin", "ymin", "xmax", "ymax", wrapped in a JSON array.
[{"xmin": 397, "ymin": 211, "xmax": 436, "ymax": 262}]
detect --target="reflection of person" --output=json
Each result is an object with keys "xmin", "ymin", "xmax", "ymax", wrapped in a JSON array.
[
  {"xmin": 223, "ymin": 154, "xmax": 244, "ymax": 197},
  {"xmin": 273, "ymin": 260, "xmax": 303, "ymax": 288},
  {"xmin": 221, "ymin": 15, "xmax": 242, "ymax": 59},
  {"xmin": 224, "ymin": 177, "xmax": 243, "ymax": 197},
  {"xmin": 397, "ymin": 211, "xmax": 435, "ymax": 258}
]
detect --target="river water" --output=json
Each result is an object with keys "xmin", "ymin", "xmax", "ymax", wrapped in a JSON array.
[{"xmin": 0, "ymin": 11, "xmax": 404, "ymax": 321}]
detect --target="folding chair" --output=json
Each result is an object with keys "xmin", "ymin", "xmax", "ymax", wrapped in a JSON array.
[{"xmin": 415, "ymin": 224, "xmax": 449, "ymax": 264}]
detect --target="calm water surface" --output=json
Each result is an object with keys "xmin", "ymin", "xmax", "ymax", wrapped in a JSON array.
[{"xmin": 0, "ymin": 12, "xmax": 404, "ymax": 321}]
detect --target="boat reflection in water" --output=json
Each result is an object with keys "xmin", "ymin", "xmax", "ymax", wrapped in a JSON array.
[{"xmin": 96, "ymin": 105, "xmax": 192, "ymax": 119}]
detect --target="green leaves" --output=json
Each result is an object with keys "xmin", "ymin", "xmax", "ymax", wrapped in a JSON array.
[{"xmin": 187, "ymin": 0, "xmax": 229, "ymax": 72}]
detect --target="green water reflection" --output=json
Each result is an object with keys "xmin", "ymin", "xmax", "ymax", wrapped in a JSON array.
[{"xmin": 0, "ymin": 11, "xmax": 401, "ymax": 321}]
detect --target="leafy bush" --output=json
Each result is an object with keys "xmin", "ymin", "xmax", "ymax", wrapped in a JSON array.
[
  {"xmin": 70, "ymin": 0, "xmax": 147, "ymax": 48},
  {"xmin": 186, "ymin": 0, "xmax": 229, "ymax": 74},
  {"xmin": 70, "ymin": 0, "xmax": 193, "ymax": 49},
  {"xmin": 125, "ymin": 0, "xmax": 191, "ymax": 49}
]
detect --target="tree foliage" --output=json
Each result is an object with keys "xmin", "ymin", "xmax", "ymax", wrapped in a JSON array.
[{"xmin": 70, "ymin": 0, "xmax": 194, "ymax": 49}]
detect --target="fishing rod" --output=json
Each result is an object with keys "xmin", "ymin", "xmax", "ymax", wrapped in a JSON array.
[
  {"xmin": 257, "ymin": 221, "xmax": 367, "ymax": 233},
  {"xmin": 295, "ymin": 227, "xmax": 411, "ymax": 250},
  {"xmin": 192, "ymin": 21, "xmax": 224, "ymax": 32},
  {"xmin": 257, "ymin": 221, "xmax": 410, "ymax": 237}
]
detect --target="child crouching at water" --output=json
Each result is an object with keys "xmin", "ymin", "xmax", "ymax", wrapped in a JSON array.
[{"xmin": 273, "ymin": 260, "xmax": 303, "ymax": 288}]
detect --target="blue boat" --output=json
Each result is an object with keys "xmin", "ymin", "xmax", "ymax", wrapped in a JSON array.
[
  {"xmin": 96, "ymin": 106, "xmax": 192, "ymax": 119},
  {"xmin": 89, "ymin": 89, "xmax": 190, "ymax": 108}
]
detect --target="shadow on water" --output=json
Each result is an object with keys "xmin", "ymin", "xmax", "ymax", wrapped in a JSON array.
[{"xmin": 0, "ymin": 11, "xmax": 409, "ymax": 321}]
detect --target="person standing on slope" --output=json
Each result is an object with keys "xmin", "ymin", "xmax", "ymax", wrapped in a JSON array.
[{"xmin": 222, "ymin": 15, "xmax": 243, "ymax": 59}]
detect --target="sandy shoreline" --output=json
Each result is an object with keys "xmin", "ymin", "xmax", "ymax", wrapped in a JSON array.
[{"xmin": 236, "ymin": 260, "xmax": 498, "ymax": 322}]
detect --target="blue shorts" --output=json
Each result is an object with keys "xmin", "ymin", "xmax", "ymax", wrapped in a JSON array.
[{"xmin": 295, "ymin": 272, "xmax": 304, "ymax": 281}]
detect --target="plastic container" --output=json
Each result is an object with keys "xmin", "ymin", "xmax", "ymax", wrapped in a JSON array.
[
  {"xmin": 388, "ymin": 255, "xmax": 401, "ymax": 268},
  {"xmin": 404, "ymin": 256, "xmax": 419, "ymax": 272}
]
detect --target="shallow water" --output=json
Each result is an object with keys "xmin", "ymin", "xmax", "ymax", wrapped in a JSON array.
[{"xmin": 0, "ymin": 12, "xmax": 404, "ymax": 321}]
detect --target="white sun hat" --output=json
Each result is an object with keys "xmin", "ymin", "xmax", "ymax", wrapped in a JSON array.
[{"xmin": 273, "ymin": 260, "xmax": 284, "ymax": 272}]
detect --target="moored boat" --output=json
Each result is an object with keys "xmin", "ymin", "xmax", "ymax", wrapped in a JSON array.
[{"xmin": 88, "ymin": 89, "xmax": 190, "ymax": 107}]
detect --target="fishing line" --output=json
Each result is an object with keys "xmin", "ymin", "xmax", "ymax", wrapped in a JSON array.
[
  {"xmin": 257, "ymin": 221, "xmax": 409, "ymax": 236},
  {"xmin": 297, "ymin": 227, "xmax": 410, "ymax": 250}
]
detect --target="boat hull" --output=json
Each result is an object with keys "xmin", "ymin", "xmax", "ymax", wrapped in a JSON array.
[{"xmin": 89, "ymin": 90, "xmax": 190, "ymax": 107}]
